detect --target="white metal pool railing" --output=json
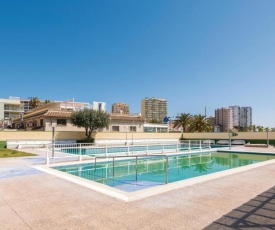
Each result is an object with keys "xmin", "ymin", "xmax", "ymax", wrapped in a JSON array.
[
  {"xmin": 45, "ymin": 140, "xmax": 211, "ymax": 165},
  {"xmin": 60, "ymin": 153, "xmax": 213, "ymax": 185}
]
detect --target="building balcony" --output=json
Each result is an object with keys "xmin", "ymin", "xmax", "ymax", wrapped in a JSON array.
[{"xmin": 4, "ymin": 107, "xmax": 24, "ymax": 112}]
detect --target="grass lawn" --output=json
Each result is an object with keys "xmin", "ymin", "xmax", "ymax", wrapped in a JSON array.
[{"xmin": 0, "ymin": 148, "xmax": 36, "ymax": 158}]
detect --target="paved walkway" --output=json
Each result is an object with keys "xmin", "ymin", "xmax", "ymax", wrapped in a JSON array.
[
  {"xmin": 205, "ymin": 186, "xmax": 275, "ymax": 229},
  {"xmin": 1, "ymin": 147, "xmax": 275, "ymax": 229}
]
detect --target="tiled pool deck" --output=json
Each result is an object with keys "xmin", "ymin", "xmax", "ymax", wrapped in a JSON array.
[{"xmin": 1, "ymin": 146, "xmax": 275, "ymax": 229}]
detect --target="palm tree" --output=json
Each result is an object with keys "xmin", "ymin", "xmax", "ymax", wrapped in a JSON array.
[
  {"xmin": 173, "ymin": 113, "xmax": 192, "ymax": 133},
  {"xmin": 256, "ymin": 126, "xmax": 264, "ymax": 132},
  {"xmin": 248, "ymin": 125, "xmax": 256, "ymax": 132},
  {"xmin": 29, "ymin": 97, "xmax": 41, "ymax": 109},
  {"xmin": 188, "ymin": 114, "xmax": 212, "ymax": 132}
]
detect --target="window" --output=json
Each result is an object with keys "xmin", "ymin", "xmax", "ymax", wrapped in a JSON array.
[
  {"xmin": 112, "ymin": 126, "xmax": 119, "ymax": 132},
  {"xmin": 57, "ymin": 119, "xmax": 67, "ymax": 126},
  {"xmin": 40, "ymin": 119, "xmax": 43, "ymax": 126},
  {"xmin": 130, "ymin": 126, "xmax": 136, "ymax": 132}
]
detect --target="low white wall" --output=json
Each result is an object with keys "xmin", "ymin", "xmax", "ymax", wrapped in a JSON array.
[
  {"xmin": 7, "ymin": 139, "xmax": 76, "ymax": 149},
  {"xmin": 95, "ymin": 138, "xmax": 179, "ymax": 145}
]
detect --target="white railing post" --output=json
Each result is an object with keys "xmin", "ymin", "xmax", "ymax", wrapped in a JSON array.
[
  {"xmin": 146, "ymin": 142, "xmax": 149, "ymax": 154},
  {"xmin": 176, "ymin": 141, "xmax": 179, "ymax": 152},
  {"xmin": 199, "ymin": 140, "xmax": 202, "ymax": 150},
  {"xmin": 162, "ymin": 143, "xmax": 164, "ymax": 154},
  {"xmin": 46, "ymin": 145, "xmax": 49, "ymax": 165},
  {"xmin": 79, "ymin": 143, "xmax": 82, "ymax": 161},
  {"xmin": 127, "ymin": 145, "xmax": 130, "ymax": 156},
  {"xmin": 209, "ymin": 140, "xmax": 211, "ymax": 150},
  {"xmin": 105, "ymin": 145, "xmax": 108, "ymax": 157},
  {"xmin": 188, "ymin": 140, "xmax": 191, "ymax": 151}
]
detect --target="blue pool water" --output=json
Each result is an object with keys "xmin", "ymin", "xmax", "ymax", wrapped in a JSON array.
[{"xmin": 53, "ymin": 151, "xmax": 275, "ymax": 192}]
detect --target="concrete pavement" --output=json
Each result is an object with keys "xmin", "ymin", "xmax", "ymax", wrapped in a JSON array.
[{"xmin": 1, "ymin": 147, "xmax": 275, "ymax": 229}]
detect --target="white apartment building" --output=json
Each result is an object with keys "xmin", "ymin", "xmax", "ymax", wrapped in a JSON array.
[
  {"xmin": 240, "ymin": 107, "xmax": 252, "ymax": 128},
  {"xmin": 0, "ymin": 97, "xmax": 24, "ymax": 128},
  {"xmin": 229, "ymin": 105, "xmax": 252, "ymax": 129},
  {"xmin": 229, "ymin": 106, "xmax": 240, "ymax": 127},
  {"xmin": 92, "ymin": 102, "xmax": 106, "ymax": 112}
]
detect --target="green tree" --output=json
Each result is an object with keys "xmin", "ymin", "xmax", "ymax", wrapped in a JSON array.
[
  {"xmin": 188, "ymin": 114, "xmax": 212, "ymax": 132},
  {"xmin": 29, "ymin": 97, "xmax": 41, "ymax": 108},
  {"xmin": 256, "ymin": 126, "xmax": 264, "ymax": 132},
  {"xmin": 149, "ymin": 119, "xmax": 159, "ymax": 124},
  {"xmin": 71, "ymin": 109, "xmax": 110, "ymax": 140},
  {"xmin": 173, "ymin": 113, "xmax": 192, "ymax": 133},
  {"xmin": 44, "ymin": 100, "xmax": 51, "ymax": 104}
]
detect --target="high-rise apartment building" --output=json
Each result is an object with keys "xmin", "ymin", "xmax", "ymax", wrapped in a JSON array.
[
  {"xmin": 229, "ymin": 105, "xmax": 252, "ymax": 129},
  {"xmin": 214, "ymin": 107, "xmax": 233, "ymax": 131},
  {"xmin": 141, "ymin": 97, "xmax": 167, "ymax": 123},
  {"xmin": 92, "ymin": 102, "xmax": 106, "ymax": 112},
  {"xmin": 112, "ymin": 102, "xmax": 129, "ymax": 114},
  {"xmin": 240, "ymin": 107, "xmax": 252, "ymax": 128},
  {"xmin": 215, "ymin": 106, "xmax": 252, "ymax": 131},
  {"xmin": 229, "ymin": 106, "xmax": 240, "ymax": 127}
]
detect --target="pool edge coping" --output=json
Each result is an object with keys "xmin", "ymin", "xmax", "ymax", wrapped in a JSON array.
[{"xmin": 33, "ymin": 151, "xmax": 275, "ymax": 202}]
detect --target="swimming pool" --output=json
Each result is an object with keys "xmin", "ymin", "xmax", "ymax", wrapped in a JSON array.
[{"xmin": 52, "ymin": 151, "xmax": 275, "ymax": 192}]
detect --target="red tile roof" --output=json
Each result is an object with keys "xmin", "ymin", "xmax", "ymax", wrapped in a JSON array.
[{"xmin": 44, "ymin": 111, "xmax": 71, "ymax": 118}]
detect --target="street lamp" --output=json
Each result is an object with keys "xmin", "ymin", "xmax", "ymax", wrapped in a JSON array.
[
  {"xmin": 131, "ymin": 120, "xmax": 134, "ymax": 145},
  {"xmin": 266, "ymin": 128, "xmax": 269, "ymax": 146}
]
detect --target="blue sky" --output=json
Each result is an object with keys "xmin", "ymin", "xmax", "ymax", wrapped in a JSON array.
[{"xmin": 1, "ymin": 0, "xmax": 275, "ymax": 127}]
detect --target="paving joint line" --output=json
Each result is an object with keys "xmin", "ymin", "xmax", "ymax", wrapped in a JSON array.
[{"xmin": 0, "ymin": 193, "xmax": 33, "ymax": 230}]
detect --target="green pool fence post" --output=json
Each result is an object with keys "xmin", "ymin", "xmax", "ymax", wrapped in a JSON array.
[
  {"xmin": 113, "ymin": 157, "xmax": 115, "ymax": 177},
  {"xmin": 136, "ymin": 156, "xmax": 138, "ymax": 181},
  {"xmin": 166, "ymin": 156, "xmax": 168, "ymax": 184}
]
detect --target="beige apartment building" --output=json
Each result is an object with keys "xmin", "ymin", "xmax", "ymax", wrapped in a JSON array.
[
  {"xmin": 112, "ymin": 102, "xmax": 129, "ymax": 114},
  {"xmin": 215, "ymin": 107, "xmax": 233, "ymax": 131},
  {"xmin": 0, "ymin": 97, "xmax": 24, "ymax": 128},
  {"xmin": 0, "ymin": 96, "xmax": 54, "ymax": 129},
  {"xmin": 141, "ymin": 97, "xmax": 167, "ymax": 123}
]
